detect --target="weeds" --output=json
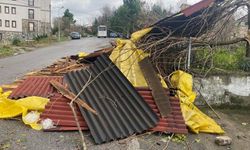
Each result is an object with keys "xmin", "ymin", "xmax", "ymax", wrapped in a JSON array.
[
  {"xmin": 194, "ymin": 44, "xmax": 248, "ymax": 72},
  {"xmin": 0, "ymin": 46, "xmax": 16, "ymax": 57},
  {"xmin": 12, "ymin": 38, "xmax": 21, "ymax": 46}
]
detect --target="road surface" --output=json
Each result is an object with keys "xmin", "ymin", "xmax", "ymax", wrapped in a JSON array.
[{"xmin": 0, "ymin": 37, "xmax": 111, "ymax": 85}]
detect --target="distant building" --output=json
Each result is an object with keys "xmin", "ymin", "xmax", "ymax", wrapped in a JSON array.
[{"xmin": 0, "ymin": 0, "xmax": 51, "ymax": 41}]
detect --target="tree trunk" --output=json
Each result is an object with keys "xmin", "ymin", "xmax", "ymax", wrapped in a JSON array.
[{"xmin": 246, "ymin": 5, "xmax": 250, "ymax": 57}]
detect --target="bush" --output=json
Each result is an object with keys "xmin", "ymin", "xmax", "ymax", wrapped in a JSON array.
[
  {"xmin": 33, "ymin": 34, "xmax": 48, "ymax": 41},
  {"xmin": 12, "ymin": 38, "xmax": 21, "ymax": 46},
  {"xmin": 239, "ymin": 58, "xmax": 250, "ymax": 72},
  {"xmin": 194, "ymin": 44, "xmax": 246, "ymax": 71}
]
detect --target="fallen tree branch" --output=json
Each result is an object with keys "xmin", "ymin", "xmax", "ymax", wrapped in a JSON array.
[
  {"xmin": 70, "ymin": 103, "xmax": 87, "ymax": 150},
  {"xmin": 50, "ymin": 80, "xmax": 97, "ymax": 115}
]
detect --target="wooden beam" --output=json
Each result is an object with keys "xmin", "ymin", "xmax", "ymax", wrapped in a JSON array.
[
  {"xmin": 50, "ymin": 80, "xmax": 97, "ymax": 115},
  {"xmin": 139, "ymin": 57, "xmax": 171, "ymax": 117}
]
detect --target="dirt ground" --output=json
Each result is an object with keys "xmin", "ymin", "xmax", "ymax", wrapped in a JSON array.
[{"xmin": 0, "ymin": 107, "xmax": 249, "ymax": 150}]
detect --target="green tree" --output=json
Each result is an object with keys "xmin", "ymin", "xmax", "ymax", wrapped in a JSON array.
[
  {"xmin": 110, "ymin": 0, "xmax": 142, "ymax": 37},
  {"xmin": 92, "ymin": 18, "xmax": 99, "ymax": 35},
  {"xmin": 62, "ymin": 9, "xmax": 76, "ymax": 35},
  {"xmin": 63, "ymin": 9, "xmax": 76, "ymax": 23},
  {"xmin": 151, "ymin": 4, "xmax": 168, "ymax": 19}
]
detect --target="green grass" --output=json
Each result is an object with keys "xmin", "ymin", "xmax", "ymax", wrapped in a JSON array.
[
  {"xmin": 0, "ymin": 46, "xmax": 16, "ymax": 58},
  {"xmin": 194, "ymin": 44, "xmax": 249, "ymax": 72},
  {"xmin": 0, "ymin": 36, "xmax": 70, "ymax": 58}
]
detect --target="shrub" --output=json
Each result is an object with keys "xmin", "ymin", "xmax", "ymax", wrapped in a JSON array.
[
  {"xmin": 34, "ymin": 34, "xmax": 48, "ymax": 41},
  {"xmin": 12, "ymin": 38, "xmax": 21, "ymax": 46},
  {"xmin": 238, "ymin": 58, "xmax": 250, "ymax": 72}
]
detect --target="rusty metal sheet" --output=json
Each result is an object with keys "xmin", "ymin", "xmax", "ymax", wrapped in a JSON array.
[
  {"xmin": 64, "ymin": 54, "xmax": 159, "ymax": 144},
  {"xmin": 40, "ymin": 95, "xmax": 88, "ymax": 131},
  {"xmin": 41, "ymin": 88, "xmax": 187, "ymax": 134},
  {"xmin": 9, "ymin": 76, "xmax": 63, "ymax": 99},
  {"xmin": 139, "ymin": 57, "xmax": 171, "ymax": 117},
  {"xmin": 136, "ymin": 88, "xmax": 188, "ymax": 134},
  {"xmin": 182, "ymin": 0, "xmax": 215, "ymax": 17}
]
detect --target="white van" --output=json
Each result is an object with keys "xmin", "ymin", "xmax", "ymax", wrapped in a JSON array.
[{"xmin": 97, "ymin": 25, "xmax": 107, "ymax": 38}]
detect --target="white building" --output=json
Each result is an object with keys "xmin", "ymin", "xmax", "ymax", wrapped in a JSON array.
[{"xmin": 0, "ymin": 0, "xmax": 51, "ymax": 41}]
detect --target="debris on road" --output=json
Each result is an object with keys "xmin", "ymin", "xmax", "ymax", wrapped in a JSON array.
[
  {"xmin": 0, "ymin": 0, "xmax": 231, "ymax": 148},
  {"xmin": 215, "ymin": 136, "xmax": 232, "ymax": 146},
  {"xmin": 50, "ymin": 80, "xmax": 97, "ymax": 115},
  {"xmin": 8, "ymin": 76, "xmax": 63, "ymax": 99},
  {"xmin": 64, "ymin": 55, "xmax": 159, "ymax": 144},
  {"xmin": 139, "ymin": 56, "xmax": 171, "ymax": 117},
  {"xmin": 0, "ymin": 88, "xmax": 49, "ymax": 130}
]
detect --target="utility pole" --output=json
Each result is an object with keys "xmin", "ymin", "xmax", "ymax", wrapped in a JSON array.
[
  {"xmin": 187, "ymin": 37, "xmax": 192, "ymax": 70},
  {"xmin": 58, "ymin": 6, "xmax": 64, "ymax": 41},
  {"xmin": 246, "ymin": 5, "xmax": 250, "ymax": 57}
]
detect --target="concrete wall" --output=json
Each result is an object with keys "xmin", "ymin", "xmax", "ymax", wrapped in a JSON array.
[{"xmin": 195, "ymin": 75, "xmax": 250, "ymax": 106}]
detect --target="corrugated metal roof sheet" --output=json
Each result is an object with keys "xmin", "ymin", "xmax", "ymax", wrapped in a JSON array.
[
  {"xmin": 40, "ymin": 88, "xmax": 187, "ymax": 134},
  {"xmin": 182, "ymin": 0, "xmax": 215, "ymax": 17},
  {"xmin": 40, "ymin": 94, "xmax": 88, "ymax": 131},
  {"xmin": 137, "ymin": 88, "xmax": 188, "ymax": 134},
  {"xmin": 9, "ymin": 76, "xmax": 63, "ymax": 99},
  {"xmin": 148, "ymin": 0, "xmax": 220, "ymax": 38},
  {"xmin": 64, "ymin": 55, "xmax": 159, "ymax": 144}
]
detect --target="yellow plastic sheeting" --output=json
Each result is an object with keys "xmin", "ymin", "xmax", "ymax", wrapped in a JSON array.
[
  {"xmin": 130, "ymin": 27, "xmax": 152, "ymax": 42},
  {"xmin": 171, "ymin": 70, "xmax": 197, "ymax": 103},
  {"xmin": 170, "ymin": 70, "xmax": 224, "ymax": 134},
  {"xmin": 0, "ymin": 88, "xmax": 49, "ymax": 130},
  {"xmin": 78, "ymin": 52, "xmax": 89, "ymax": 58},
  {"xmin": 110, "ymin": 28, "xmax": 167, "ymax": 88}
]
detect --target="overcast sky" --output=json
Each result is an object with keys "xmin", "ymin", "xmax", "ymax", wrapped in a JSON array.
[{"xmin": 51, "ymin": 0, "xmax": 200, "ymax": 26}]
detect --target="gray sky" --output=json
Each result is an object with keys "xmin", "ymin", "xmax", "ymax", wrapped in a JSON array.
[{"xmin": 51, "ymin": 0, "xmax": 200, "ymax": 26}]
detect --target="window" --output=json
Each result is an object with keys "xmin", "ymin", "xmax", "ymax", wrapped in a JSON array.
[
  {"xmin": 0, "ymin": 33, "xmax": 2, "ymax": 41},
  {"xmin": 28, "ymin": 0, "xmax": 34, "ymax": 6},
  {"xmin": 28, "ymin": 9, "xmax": 34, "ymax": 19},
  {"xmin": 28, "ymin": 22, "xmax": 34, "ymax": 31},
  {"xmin": 0, "ymin": 6, "xmax": 2, "ymax": 13},
  {"xmin": 11, "ymin": 7, "xmax": 16, "ymax": 14},
  {"xmin": 12, "ymin": 21, "xmax": 16, "ymax": 28},
  {"xmin": 5, "ymin": 20, "xmax": 10, "ymax": 27},
  {"xmin": 0, "ymin": 19, "xmax": 2, "ymax": 27},
  {"xmin": 5, "ymin": 6, "xmax": 9, "ymax": 14}
]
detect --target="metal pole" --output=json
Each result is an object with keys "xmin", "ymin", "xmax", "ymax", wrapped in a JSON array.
[
  {"xmin": 58, "ymin": 6, "xmax": 64, "ymax": 41},
  {"xmin": 58, "ymin": 18, "xmax": 61, "ymax": 41},
  {"xmin": 187, "ymin": 37, "xmax": 192, "ymax": 70}
]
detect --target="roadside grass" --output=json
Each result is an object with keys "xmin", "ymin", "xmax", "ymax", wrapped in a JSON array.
[
  {"xmin": 0, "ymin": 36, "xmax": 69, "ymax": 58},
  {"xmin": 0, "ymin": 46, "xmax": 17, "ymax": 58}
]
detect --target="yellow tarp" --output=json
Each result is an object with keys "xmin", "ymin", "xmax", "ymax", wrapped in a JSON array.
[
  {"xmin": 110, "ymin": 28, "xmax": 167, "ymax": 87},
  {"xmin": 78, "ymin": 52, "xmax": 89, "ymax": 58},
  {"xmin": 0, "ymin": 87, "xmax": 49, "ymax": 130},
  {"xmin": 170, "ymin": 70, "xmax": 224, "ymax": 134}
]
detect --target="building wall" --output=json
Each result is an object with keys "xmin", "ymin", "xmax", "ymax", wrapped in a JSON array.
[{"xmin": 0, "ymin": 0, "xmax": 51, "ymax": 41}]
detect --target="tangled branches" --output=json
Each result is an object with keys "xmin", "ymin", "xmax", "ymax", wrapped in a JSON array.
[{"xmin": 135, "ymin": 0, "xmax": 250, "ymax": 77}]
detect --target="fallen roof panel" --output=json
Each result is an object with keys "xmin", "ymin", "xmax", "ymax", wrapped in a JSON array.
[
  {"xmin": 149, "ymin": 0, "xmax": 222, "ymax": 38},
  {"xmin": 136, "ymin": 88, "xmax": 188, "ymax": 134},
  {"xmin": 9, "ymin": 76, "xmax": 63, "ymax": 99},
  {"xmin": 182, "ymin": 0, "xmax": 215, "ymax": 17},
  {"xmin": 64, "ymin": 54, "xmax": 159, "ymax": 144},
  {"xmin": 40, "ymin": 88, "xmax": 187, "ymax": 134},
  {"xmin": 40, "ymin": 95, "xmax": 88, "ymax": 131}
]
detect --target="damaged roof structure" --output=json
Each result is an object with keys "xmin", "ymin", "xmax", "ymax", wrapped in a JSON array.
[{"xmin": 0, "ymin": 0, "xmax": 233, "ymax": 148}]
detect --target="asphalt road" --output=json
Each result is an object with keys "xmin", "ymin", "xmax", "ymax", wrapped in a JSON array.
[{"xmin": 0, "ymin": 37, "xmax": 111, "ymax": 85}]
